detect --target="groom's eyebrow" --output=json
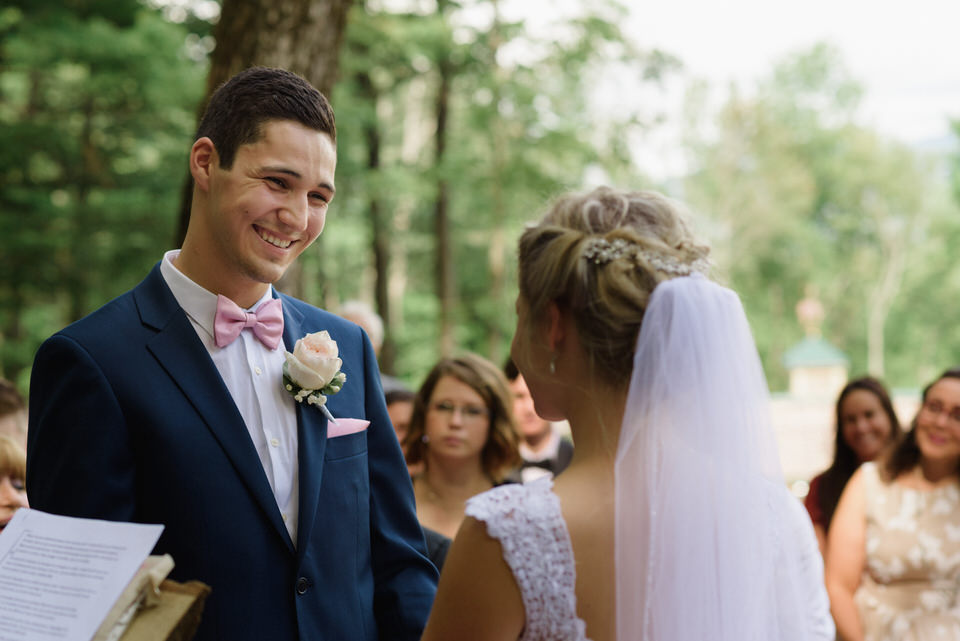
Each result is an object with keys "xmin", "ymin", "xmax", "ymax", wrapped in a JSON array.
[{"xmin": 262, "ymin": 165, "xmax": 335, "ymax": 194}]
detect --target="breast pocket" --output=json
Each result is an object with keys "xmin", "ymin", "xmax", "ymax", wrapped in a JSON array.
[{"xmin": 325, "ymin": 430, "xmax": 368, "ymax": 460}]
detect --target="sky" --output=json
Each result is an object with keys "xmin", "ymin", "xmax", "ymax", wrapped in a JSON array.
[
  {"xmin": 626, "ymin": 0, "xmax": 960, "ymax": 145},
  {"xmin": 502, "ymin": 0, "xmax": 960, "ymax": 178}
]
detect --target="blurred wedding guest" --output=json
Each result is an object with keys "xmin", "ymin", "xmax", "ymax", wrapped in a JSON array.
[
  {"xmin": 337, "ymin": 300, "xmax": 405, "ymax": 394},
  {"xmin": 0, "ymin": 436, "xmax": 28, "ymax": 533},
  {"xmin": 805, "ymin": 377, "xmax": 901, "ymax": 557},
  {"xmin": 388, "ymin": 387, "xmax": 451, "ymax": 570},
  {"xmin": 422, "ymin": 526, "xmax": 452, "ymax": 573},
  {"xmin": 0, "ymin": 379, "xmax": 27, "ymax": 451},
  {"xmin": 403, "ymin": 354, "xmax": 520, "ymax": 539},
  {"xmin": 386, "ymin": 388, "xmax": 421, "ymax": 476},
  {"xmin": 827, "ymin": 368, "xmax": 960, "ymax": 641},
  {"xmin": 386, "ymin": 388, "xmax": 415, "ymax": 445},
  {"xmin": 504, "ymin": 357, "xmax": 573, "ymax": 482}
]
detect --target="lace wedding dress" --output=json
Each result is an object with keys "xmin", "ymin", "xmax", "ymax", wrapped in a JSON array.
[
  {"xmin": 466, "ymin": 476, "xmax": 834, "ymax": 641},
  {"xmin": 466, "ymin": 477, "xmax": 589, "ymax": 641}
]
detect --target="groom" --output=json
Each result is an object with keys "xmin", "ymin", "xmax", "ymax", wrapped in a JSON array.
[{"xmin": 26, "ymin": 67, "xmax": 437, "ymax": 641}]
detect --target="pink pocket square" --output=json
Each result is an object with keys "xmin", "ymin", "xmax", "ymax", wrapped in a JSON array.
[{"xmin": 327, "ymin": 418, "xmax": 370, "ymax": 439}]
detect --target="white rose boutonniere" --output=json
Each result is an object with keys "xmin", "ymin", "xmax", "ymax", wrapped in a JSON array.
[{"xmin": 283, "ymin": 331, "xmax": 346, "ymax": 422}]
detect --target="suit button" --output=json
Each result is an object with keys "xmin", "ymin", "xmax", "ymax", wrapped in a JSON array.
[{"xmin": 296, "ymin": 577, "xmax": 309, "ymax": 595}]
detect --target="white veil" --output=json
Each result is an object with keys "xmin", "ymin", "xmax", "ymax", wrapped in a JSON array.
[{"xmin": 615, "ymin": 274, "xmax": 813, "ymax": 640}]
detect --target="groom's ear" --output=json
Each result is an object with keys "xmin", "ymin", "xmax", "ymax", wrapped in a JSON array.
[{"xmin": 190, "ymin": 137, "xmax": 217, "ymax": 191}]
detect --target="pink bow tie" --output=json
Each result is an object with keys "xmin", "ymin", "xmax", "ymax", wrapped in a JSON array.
[{"xmin": 214, "ymin": 295, "xmax": 284, "ymax": 350}]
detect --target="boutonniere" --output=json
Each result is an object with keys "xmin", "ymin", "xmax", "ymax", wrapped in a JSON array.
[{"xmin": 283, "ymin": 331, "xmax": 346, "ymax": 423}]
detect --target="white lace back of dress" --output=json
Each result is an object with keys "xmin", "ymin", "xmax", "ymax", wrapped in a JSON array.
[
  {"xmin": 615, "ymin": 275, "xmax": 812, "ymax": 641},
  {"xmin": 466, "ymin": 479, "xmax": 589, "ymax": 641}
]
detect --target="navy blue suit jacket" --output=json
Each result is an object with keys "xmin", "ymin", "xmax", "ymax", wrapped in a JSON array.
[{"xmin": 26, "ymin": 264, "xmax": 437, "ymax": 641}]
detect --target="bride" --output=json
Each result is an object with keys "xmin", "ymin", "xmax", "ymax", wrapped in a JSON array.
[{"xmin": 420, "ymin": 187, "xmax": 835, "ymax": 640}]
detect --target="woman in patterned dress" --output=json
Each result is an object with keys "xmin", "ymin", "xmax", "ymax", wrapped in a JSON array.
[{"xmin": 827, "ymin": 368, "xmax": 960, "ymax": 641}]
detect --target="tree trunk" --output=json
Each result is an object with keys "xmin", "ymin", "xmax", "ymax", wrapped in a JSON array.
[
  {"xmin": 68, "ymin": 96, "xmax": 96, "ymax": 322},
  {"xmin": 486, "ymin": 0, "xmax": 507, "ymax": 361},
  {"xmin": 356, "ymin": 69, "xmax": 395, "ymax": 373},
  {"xmin": 866, "ymin": 228, "xmax": 907, "ymax": 377},
  {"xmin": 175, "ymin": 0, "xmax": 354, "ymax": 300},
  {"xmin": 434, "ymin": 68, "xmax": 454, "ymax": 357},
  {"xmin": 864, "ymin": 187, "xmax": 915, "ymax": 378},
  {"xmin": 434, "ymin": 0, "xmax": 455, "ymax": 357}
]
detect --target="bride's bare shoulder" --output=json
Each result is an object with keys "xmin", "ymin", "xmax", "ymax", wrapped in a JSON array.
[{"xmin": 422, "ymin": 515, "xmax": 525, "ymax": 641}]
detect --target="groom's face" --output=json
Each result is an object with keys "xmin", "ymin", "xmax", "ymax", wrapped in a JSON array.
[{"xmin": 202, "ymin": 119, "xmax": 336, "ymax": 291}]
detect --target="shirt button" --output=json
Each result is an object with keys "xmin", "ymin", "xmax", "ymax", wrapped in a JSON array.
[
  {"xmin": 254, "ymin": 366, "xmax": 262, "ymax": 375},
  {"xmin": 296, "ymin": 577, "xmax": 309, "ymax": 595},
  {"xmin": 270, "ymin": 438, "xmax": 280, "ymax": 447}
]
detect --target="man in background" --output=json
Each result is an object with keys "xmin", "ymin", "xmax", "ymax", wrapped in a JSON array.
[{"xmin": 504, "ymin": 357, "xmax": 573, "ymax": 483}]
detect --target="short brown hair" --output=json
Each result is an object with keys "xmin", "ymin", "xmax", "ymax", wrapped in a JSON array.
[
  {"xmin": 404, "ymin": 354, "xmax": 520, "ymax": 482},
  {"xmin": 196, "ymin": 66, "xmax": 336, "ymax": 169}
]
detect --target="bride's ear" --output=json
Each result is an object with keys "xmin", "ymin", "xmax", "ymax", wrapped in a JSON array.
[{"xmin": 546, "ymin": 301, "xmax": 565, "ymax": 352}]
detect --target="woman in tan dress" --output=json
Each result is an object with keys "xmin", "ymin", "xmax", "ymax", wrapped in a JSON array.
[{"xmin": 827, "ymin": 368, "xmax": 960, "ymax": 641}]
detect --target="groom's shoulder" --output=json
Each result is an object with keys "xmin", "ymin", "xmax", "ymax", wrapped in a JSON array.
[{"xmin": 48, "ymin": 268, "xmax": 160, "ymax": 347}]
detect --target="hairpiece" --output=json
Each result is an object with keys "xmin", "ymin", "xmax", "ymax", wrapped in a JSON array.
[
  {"xmin": 583, "ymin": 238, "xmax": 633, "ymax": 265},
  {"xmin": 581, "ymin": 237, "xmax": 707, "ymax": 276}
]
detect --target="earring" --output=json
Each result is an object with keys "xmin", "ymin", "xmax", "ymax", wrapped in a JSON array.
[
  {"xmin": 421, "ymin": 434, "xmax": 430, "ymax": 444},
  {"xmin": 549, "ymin": 353, "xmax": 556, "ymax": 375}
]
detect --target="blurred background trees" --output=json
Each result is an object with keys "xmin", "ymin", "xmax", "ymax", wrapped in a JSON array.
[{"xmin": 1, "ymin": 0, "xmax": 958, "ymax": 394}]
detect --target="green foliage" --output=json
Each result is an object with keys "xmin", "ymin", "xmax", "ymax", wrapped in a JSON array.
[
  {"xmin": 0, "ymin": 2, "xmax": 205, "ymax": 384},
  {"xmin": 325, "ymin": 0, "xmax": 675, "ymax": 386},
  {"xmin": 683, "ymin": 44, "xmax": 960, "ymax": 389},
  {"xmin": 9, "ymin": 2, "xmax": 952, "ymax": 403},
  {"xmin": 952, "ymin": 120, "xmax": 960, "ymax": 207}
]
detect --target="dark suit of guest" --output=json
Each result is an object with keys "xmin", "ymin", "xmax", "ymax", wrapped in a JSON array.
[{"xmin": 27, "ymin": 264, "xmax": 437, "ymax": 641}]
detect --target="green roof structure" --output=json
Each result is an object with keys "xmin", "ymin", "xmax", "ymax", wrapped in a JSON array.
[{"xmin": 783, "ymin": 337, "xmax": 849, "ymax": 369}]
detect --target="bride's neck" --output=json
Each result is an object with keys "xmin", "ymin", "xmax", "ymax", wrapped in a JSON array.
[{"xmin": 563, "ymin": 382, "xmax": 627, "ymax": 464}]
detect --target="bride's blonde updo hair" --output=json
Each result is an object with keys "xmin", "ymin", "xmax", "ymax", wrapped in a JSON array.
[{"xmin": 518, "ymin": 186, "xmax": 710, "ymax": 386}]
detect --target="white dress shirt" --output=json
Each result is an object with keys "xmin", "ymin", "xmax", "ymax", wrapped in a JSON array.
[{"xmin": 160, "ymin": 250, "xmax": 299, "ymax": 544}]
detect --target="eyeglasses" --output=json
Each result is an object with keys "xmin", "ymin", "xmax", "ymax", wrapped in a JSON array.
[
  {"xmin": 921, "ymin": 400, "xmax": 960, "ymax": 428},
  {"xmin": 429, "ymin": 401, "xmax": 489, "ymax": 423}
]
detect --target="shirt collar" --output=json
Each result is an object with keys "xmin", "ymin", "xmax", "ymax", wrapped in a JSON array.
[
  {"xmin": 159, "ymin": 250, "xmax": 275, "ymax": 342},
  {"xmin": 518, "ymin": 427, "xmax": 562, "ymax": 462}
]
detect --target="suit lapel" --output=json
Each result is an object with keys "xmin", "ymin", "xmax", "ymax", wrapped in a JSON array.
[
  {"xmin": 135, "ymin": 266, "xmax": 294, "ymax": 552},
  {"xmin": 282, "ymin": 299, "xmax": 330, "ymax": 554}
]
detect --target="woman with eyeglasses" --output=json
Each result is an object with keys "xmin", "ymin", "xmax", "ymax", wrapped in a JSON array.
[
  {"xmin": 403, "ymin": 354, "xmax": 521, "ymax": 539},
  {"xmin": 826, "ymin": 368, "xmax": 960, "ymax": 641}
]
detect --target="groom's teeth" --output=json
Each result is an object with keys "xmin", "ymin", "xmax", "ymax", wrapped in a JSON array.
[{"xmin": 259, "ymin": 230, "xmax": 292, "ymax": 248}]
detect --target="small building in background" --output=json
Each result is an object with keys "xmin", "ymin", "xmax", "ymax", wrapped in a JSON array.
[{"xmin": 769, "ymin": 286, "xmax": 917, "ymax": 496}]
